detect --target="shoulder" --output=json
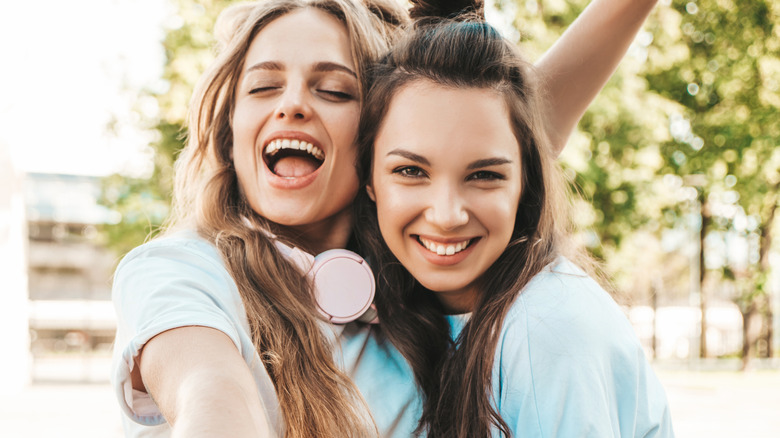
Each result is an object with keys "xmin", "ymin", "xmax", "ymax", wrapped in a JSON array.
[
  {"xmin": 112, "ymin": 229, "xmax": 239, "ymax": 309},
  {"xmin": 504, "ymin": 257, "xmax": 636, "ymax": 356},
  {"xmin": 114, "ymin": 230, "xmax": 234, "ymax": 289},
  {"xmin": 494, "ymin": 258, "xmax": 673, "ymax": 437},
  {"xmin": 117, "ymin": 230, "xmax": 223, "ymax": 272}
]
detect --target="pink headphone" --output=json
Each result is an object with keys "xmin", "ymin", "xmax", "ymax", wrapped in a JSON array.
[{"xmin": 272, "ymin": 239, "xmax": 378, "ymax": 324}]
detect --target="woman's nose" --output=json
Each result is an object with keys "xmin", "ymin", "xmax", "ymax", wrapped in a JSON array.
[
  {"xmin": 423, "ymin": 186, "xmax": 469, "ymax": 231},
  {"xmin": 275, "ymin": 85, "xmax": 310, "ymax": 121}
]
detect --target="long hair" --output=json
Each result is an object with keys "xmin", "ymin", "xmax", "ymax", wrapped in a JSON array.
[
  {"xmin": 163, "ymin": 1, "xmax": 407, "ymax": 437},
  {"xmin": 354, "ymin": 14, "xmax": 577, "ymax": 438}
]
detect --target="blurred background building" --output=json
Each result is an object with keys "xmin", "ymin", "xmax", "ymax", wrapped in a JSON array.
[
  {"xmin": 0, "ymin": 142, "xmax": 30, "ymax": 395},
  {"xmin": 24, "ymin": 172, "xmax": 118, "ymax": 383}
]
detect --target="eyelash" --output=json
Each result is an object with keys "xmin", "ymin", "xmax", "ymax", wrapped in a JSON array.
[
  {"xmin": 249, "ymin": 86, "xmax": 278, "ymax": 94},
  {"xmin": 247, "ymin": 87, "xmax": 354, "ymax": 102},
  {"xmin": 392, "ymin": 166, "xmax": 427, "ymax": 178},
  {"xmin": 392, "ymin": 167, "xmax": 505, "ymax": 182},
  {"xmin": 467, "ymin": 170, "xmax": 505, "ymax": 181},
  {"xmin": 318, "ymin": 89, "xmax": 354, "ymax": 100}
]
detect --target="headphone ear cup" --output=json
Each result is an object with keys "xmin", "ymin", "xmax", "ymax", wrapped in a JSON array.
[{"xmin": 310, "ymin": 249, "xmax": 376, "ymax": 324}]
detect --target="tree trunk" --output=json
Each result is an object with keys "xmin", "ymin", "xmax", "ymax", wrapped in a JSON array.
[
  {"xmin": 757, "ymin": 182, "xmax": 779, "ymax": 358},
  {"xmin": 742, "ymin": 302, "xmax": 757, "ymax": 371},
  {"xmin": 651, "ymin": 284, "xmax": 658, "ymax": 360},
  {"xmin": 699, "ymin": 193, "xmax": 709, "ymax": 358}
]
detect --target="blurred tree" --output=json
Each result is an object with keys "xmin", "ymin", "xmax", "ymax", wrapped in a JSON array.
[
  {"xmin": 507, "ymin": 0, "xmax": 779, "ymax": 364},
  {"xmin": 642, "ymin": 0, "xmax": 779, "ymax": 365},
  {"xmin": 100, "ymin": 0, "xmax": 237, "ymax": 258},
  {"xmin": 504, "ymin": 0, "xmax": 682, "ymax": 303}
]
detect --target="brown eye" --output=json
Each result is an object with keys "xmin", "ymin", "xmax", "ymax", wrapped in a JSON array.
[
  {"xmin": 467, "ymin": 171, "xmax": 504, "ymax": 181},
  {"xmin": 393, "ymin": 166, "xmax": 426, "ymax": 178}
]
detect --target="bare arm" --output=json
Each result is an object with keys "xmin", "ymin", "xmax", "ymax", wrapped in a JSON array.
[
  {"xmin": 535, "ymin": 0, "xmax": 659, "ymax": 155},
  {"xmin": 134, "ymin": 326, "xmax": 274, "ymax": 438}
]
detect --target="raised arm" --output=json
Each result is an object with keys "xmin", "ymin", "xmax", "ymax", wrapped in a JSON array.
[
  {"xmin": 535, "ymin": 0, "xmax": 659, "ymax": 155},
  {"xmin": 135, "ymin": 326, "xmax": 275, "ymax": 438}
]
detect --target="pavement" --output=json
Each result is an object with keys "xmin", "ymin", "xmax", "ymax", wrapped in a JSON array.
[
  {"xmin": 1, "ymin": 357, "xmax": 778, "ymax": 437},
  {"xmin": 657, "ymin": 368, "xmax": 780, "ymax": 438}
]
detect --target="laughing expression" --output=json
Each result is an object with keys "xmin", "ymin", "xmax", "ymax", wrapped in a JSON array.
[
  {"xmin": 368, "ymin": 81, "xmax": 523, "ymax": 313},
  {"xmin": 232, "ymin": 8, "xmax": 361, "ymax": 247}
]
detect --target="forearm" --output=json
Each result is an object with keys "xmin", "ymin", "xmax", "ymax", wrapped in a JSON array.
[
  {"xmin": 139, "ymin": 326, "xmax": 275, "ymax": 437},
  {"xmin": 171, "ymin": 370, "xmax": 273, "ymax": 438},
  {"xmin": 535, "ymin": 0, "xmax": 659, "ymax": 155}
]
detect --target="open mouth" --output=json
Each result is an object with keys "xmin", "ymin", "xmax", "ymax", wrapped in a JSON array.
[
  {"xmin": 417, "ymin": 236, "xmax": 477, "ymax": 256},
  {"xmin": 264, "ymin": 139, "xmax": 325, "ymax": 178}
]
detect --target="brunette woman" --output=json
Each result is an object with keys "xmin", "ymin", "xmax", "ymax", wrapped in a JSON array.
[{"xmin": 356, "ymin": 6, "xmax": 673, "ymax": 437}]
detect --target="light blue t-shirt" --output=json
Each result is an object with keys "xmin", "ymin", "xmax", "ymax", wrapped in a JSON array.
[
  {"xmin": 111, "ymin": 231, "xmax": 419, "ymax": 437},
  {"xmin": 446, "ymin": 258, "xmax": 674, "ymax": 437}
]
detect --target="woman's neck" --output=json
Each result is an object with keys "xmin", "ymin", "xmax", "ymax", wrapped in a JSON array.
[
  {"xmin": 281, "ymin": 207, "xmax": 353, "ymax": 254},
  {"xmin": 434, "ymin": 285, "xmax": 479, "ymax": 315}
]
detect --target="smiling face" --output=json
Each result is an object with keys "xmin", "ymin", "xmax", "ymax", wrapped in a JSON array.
[
  {"xmin": 368, "ymin": 81, "xmax": 523, "ymax": 313},
  {"xmin": 232, "ymin": 7, "xmax": 361, "ymax": 249}
]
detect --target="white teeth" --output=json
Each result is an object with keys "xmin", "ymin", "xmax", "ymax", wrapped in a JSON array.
[
  {"xmin": 418, "ymin": 236, "xmax": 472, "ymax": 256},
  {"xmin": 264, "ymin": 139, "xmax": 324, "ymax": 160}
]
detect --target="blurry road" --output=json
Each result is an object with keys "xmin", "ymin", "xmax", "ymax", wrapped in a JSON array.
[
  {"xmin": 0, "ymin": 382, "xmax": 123, "ymax": 438},
  {"xmin": 658, "ymin": 368, "xmax": 780, "ymax": 438},
  {"xmin": 1, "ymin": 359, "xmax": 778, "ymax": 437}
]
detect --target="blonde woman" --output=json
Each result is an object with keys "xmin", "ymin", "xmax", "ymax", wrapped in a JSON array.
[{"xmin": 110, "ymin": 0, "xmax": 659, "ymax": 437}]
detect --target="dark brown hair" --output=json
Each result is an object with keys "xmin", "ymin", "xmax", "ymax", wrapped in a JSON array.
[{"xmin": 355, "ymin": 15, "xmax": 576, "ymax": 438}]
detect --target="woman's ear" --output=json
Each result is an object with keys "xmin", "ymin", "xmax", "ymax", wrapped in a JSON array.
[{"xmin": 366, "ymin": 185, "xmax": 376, "ymax": 202}]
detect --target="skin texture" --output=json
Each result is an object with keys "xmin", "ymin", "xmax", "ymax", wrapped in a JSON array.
[
  {"xmin": 368, "ymin": 81, "xmax": 523, "ymax": 313},
  {"xmin": 232, "ymin": 8, "xmax": 361, "ymax": 253}
]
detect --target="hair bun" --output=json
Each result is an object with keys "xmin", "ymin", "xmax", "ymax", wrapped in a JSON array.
[{"xmin": 408, "ymin": 0, "xmax": 484, "ymax": 20}]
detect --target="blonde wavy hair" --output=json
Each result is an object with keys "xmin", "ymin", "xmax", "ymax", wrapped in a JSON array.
[{"xmin": 165, "ymin": 0, "xmax": 407, "ymax": 436}]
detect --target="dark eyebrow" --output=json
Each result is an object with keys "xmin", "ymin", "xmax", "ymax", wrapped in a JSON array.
[
  {"xmin": 244, "ymin": 61, "xmax": 356, "ymax": 78},
  {"xmin": 467, "ymin": 158, "xmax": 513, "ymax": 170},
  {"xmin": 387, "ymin": 149, "xmax": 430, "ymax": 166}
]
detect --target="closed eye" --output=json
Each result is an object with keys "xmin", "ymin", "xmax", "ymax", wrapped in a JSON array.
[
  {"xmin": 249, "ymin": 86, "xmax": 280, "ymax": 94},
  {"xmin": 318, "ymin": 89, "xmax": 355, "ymax": 101}
]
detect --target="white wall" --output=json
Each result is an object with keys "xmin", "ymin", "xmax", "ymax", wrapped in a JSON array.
[{"xmin": 0, "ymin": 142, "xmax": 30, "ymax": 394}]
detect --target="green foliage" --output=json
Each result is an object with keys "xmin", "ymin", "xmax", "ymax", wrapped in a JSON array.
[
  {"xmin": 99, "ymin": 0, "xmax": 237, "ymax": 259},
  {"xmin": 507, "ymin": 0, "xmax": 779, "ymax": 314}
]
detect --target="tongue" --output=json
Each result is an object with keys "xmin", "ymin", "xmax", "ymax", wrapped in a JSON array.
[{"xmin": 273, "ymin": 156, "xmax": 320, "ymax": 177}]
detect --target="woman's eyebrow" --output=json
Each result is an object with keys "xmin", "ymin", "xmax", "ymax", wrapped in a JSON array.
[
  {"xmin": 467, "ymin": 158, "xmax": 513, "ymax": 170},
  {"xmin": 387, "ymin": 149, "xmax": 430, "ymax": 166},
  {"xmin": 312, "ymin": 61, "xmax": 357, "ymax": 78},
  {"xmin": 245, "ymin": 60, "xmax": 284, "ymax": 73}
]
